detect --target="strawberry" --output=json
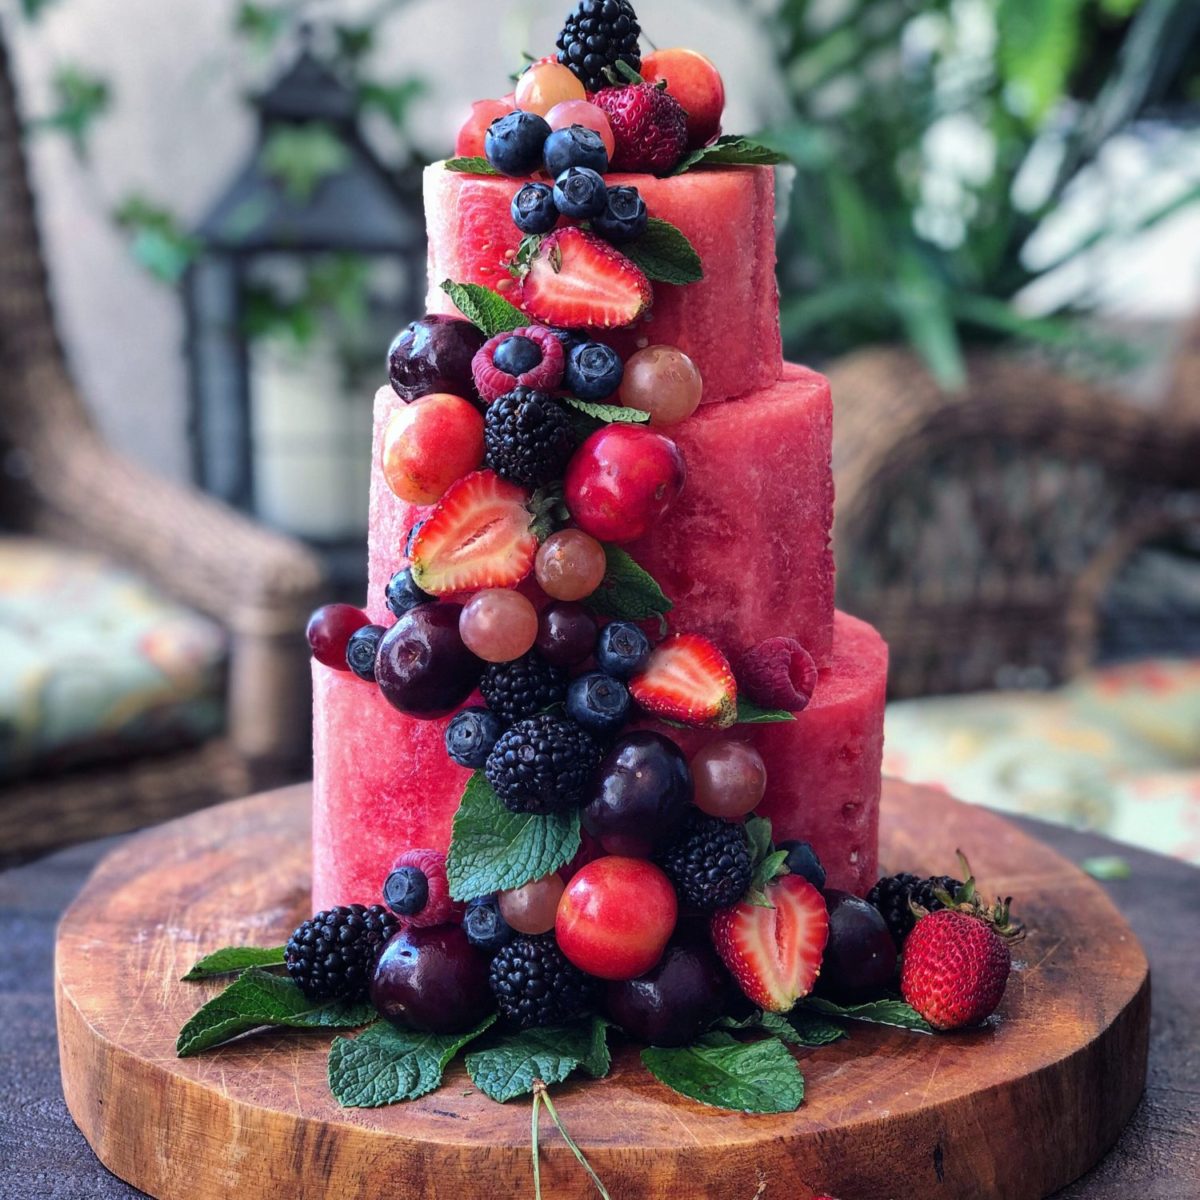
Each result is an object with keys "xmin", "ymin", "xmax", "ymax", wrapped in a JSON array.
[
  {"xmin": 592, "ymin": 81, "xmax": 688, "ymax": 174},
  {"xmin": 711, "ymin": 874, "xmax": 830, "ymax": 1012},
  {"xmin": 516, "ymin": 227, "xmax": 652, "ymax": 330},
  {"xmin": 408, "ymin": 470, "xmax": 537, "ymax": 595},
  {"xmin": 629, "ymin": 633, "xmax": 737, "ymax": 728},
  {"xmin": 899, "ymin": 862, "xmax": 1024, "ymax": 1030}
]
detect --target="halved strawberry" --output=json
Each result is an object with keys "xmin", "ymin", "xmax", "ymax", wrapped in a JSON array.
[
  {"xmin": 517, "ymin": 227, "xmax": 652, "ymax": 330},
  {"xmin": 711, "ymin": 875, "xmax": 830, "ymax": 1012},
  {"xmin": 629, "ymin": 633, "xmax": 737, "ymax": 728},
  {"xmin": 408, "ymin": 470, "xmax": 537, "ymax": 595}
]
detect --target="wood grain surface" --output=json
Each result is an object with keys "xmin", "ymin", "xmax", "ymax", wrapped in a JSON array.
[{"xmin": 53, "ymin": 781, "xmax": 1150, "ymax": 1200}]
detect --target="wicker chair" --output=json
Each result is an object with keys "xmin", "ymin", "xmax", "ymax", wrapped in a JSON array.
[
  {"xmin": 830, "ymin": 336, "xmax": 1200, "ymax": 698},
  {"xmin": 0, "ymin": 23, "xmax": 324, "ymax": 862}
]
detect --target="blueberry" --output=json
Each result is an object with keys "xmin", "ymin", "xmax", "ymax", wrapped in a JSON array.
[
  {"xmin": 567, "ymin": 672, "xmax": 631, "ymax": 735},
  {"xmin": 346, "ymin": 623, "xmax": 386, "ymax": 681},
  {"xmin": 385, "ymin": 567, "xmax": 431, "ymax": 618},
  {"xmin": 777, "ymin": 840, "xmax": 827, "ymax": 890},
  {"xmin": 543, "ymin": 124, "xmax": 609, "ymax": 177},
  {"xmin": 445, "ymin": 705, "xmax": 507, "ymax": 769},
  {"xmin": 551, "ymin": 327, "xmax": 589, "ymax": 355},
  {"xmin": 485, "ymin": 110, "xmax": 552, "ymax": 176},
  {"xmin": 383, "ymin": 866, "xmax": 429, "ymax": 917},
  {"xmin": 493, "ymin": 335, "xmax": 543, "ymax": 376},
  {"xmin": 462, "ymin": 895, "xmax": 513, "ymax": 952},
  {"xmin": 593, "ymin": 185, "xmax": 648, "ymax": 244},
  {"xmin": 565, "ymin": 341, "xmax": 624, "ymax": 400},
  {"xmin": 596, "ymin": 621, "xmax": 652, "ymax": 679},
  {"xmin": 552, "ymin": 166, "xmax": 608, "ymax": 219},
  {"xmin": 511, "ymin": 182, "xmax": 559, "ymax": 235}
]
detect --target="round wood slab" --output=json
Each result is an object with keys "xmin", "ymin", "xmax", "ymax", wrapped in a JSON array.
[{"xmin": 56, "ymin": 781, "xmax": 1149, "ymax": 1200}]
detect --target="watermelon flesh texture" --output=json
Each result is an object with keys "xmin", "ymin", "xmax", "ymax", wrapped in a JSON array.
[
  {"xmin": 424, "ymin": 162, "xmax": 782, "ymax": 405},
  {"xmin": 365, "ymin": 366, "xmax": 835, "ymax": 663},
  {"xmin": 311, "ymin": 611, "xmax": 884, "ymax": 908}
]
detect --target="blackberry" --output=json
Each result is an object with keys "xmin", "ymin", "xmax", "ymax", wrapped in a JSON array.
[
  {"xmin": 489, "ymin": 933, "xmax": 597, "ymax": 1028},
  {"xmin": 284, "ymin": 904, "xmax": 398, "ymax": 1002},
  {"xmin": 480, "ymin": 650, "xmax": 567, "ymax": 721},
  {"xmin": 866, "ymin": 873, "xmax": 962, "ymax": 945},
  {"xmin": 486, "ymin": 712, "xmax": 600, "ymax": 813},
  {"xmin": 484, "ymin": 387, "xmax": 574, "ymax": 488},
  {"xmin": 556, "ymin": 0, "xmax": 642, "ymax": 94},
  {"xmin": 658, "ymin": 809, "xmax": 753, "ymax": 911}
]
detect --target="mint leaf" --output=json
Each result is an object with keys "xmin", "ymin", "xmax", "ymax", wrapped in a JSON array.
[
  {"xmin": 176, "ymin": 969, "xmax": 374, "ymax": 1057},
  {"xmin": 735, "ymin": 698, "xmax": 797, "ymax": 724},
  {"xmin": 465, "ymin": 1017, "xmax": 611, "ymax": 1102},
  {"xmin": 440, "ymin": 279, "xmax": 527, "ymax": 337},
  {"xmin": 621, "ymin": 217, "xmax": 703, "ymax": 285},
  {"xmin": 641, "ymin": 1032, "xmax": 804, "ymax": 1113},
  {"xmin": 584, "ymin": 544, "xmax": 673, "ymax": 621},
  {"xmin": 785, "ymin": 1010, "xmax": 848, "ymax": 1047},
  {"xmin": 1082, "ymin": 855, "xmax": 1131, "ymax": 880},
  {"xmin": 329, "ymin": 1015, "xmax": 496, "ymax": 1107},
  {"xmin": 444, "ymin": 156, "xmax": 502, "ymax": 176},
  {"xmin": 181, "ymin": 945, "xmax": 286, "ymax": 981},
  {"xmin": 446, "ymin": 772, "xmax": 581, "ymax": 901},
  {"xmin": 673, "ymin": 135, "xmax": 789, "ymax": 175},
  {"xmin": 563, "ymin": 397, "xmax": 650, "ymax": 425},
  {"xmin": 801, "ymin": 996, "xmax": 933, "ymax": 1033}
]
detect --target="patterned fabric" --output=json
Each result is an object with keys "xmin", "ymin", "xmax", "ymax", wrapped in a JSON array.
[
  {"xmin": 0, "ymin": 539, "xmax": 227, "ymax": 779},
  {"xmin": 884, "ymin": 658, "xmax": 1200, "ymax": 863}
]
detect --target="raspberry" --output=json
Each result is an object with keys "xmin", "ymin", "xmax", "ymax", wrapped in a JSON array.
[
  {"xmin": 592, "ymin": 82, "xmax": 688, "ymax": 174},
  {"xmin": 383, "ymin": 848, "xmax": 463, "ymax": 928},
  {"xmin": 472, "ymin": 326, "xmax": 565, "ymax": 404},
  {"xmin": 736, "ymin": 637, "xmax": 818, "ymax": 712}
]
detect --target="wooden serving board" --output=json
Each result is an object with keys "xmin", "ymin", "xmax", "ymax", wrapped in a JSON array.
[{"xmin": 55, "ymin": 781, "xmax": 1149, "ymax": 1200}]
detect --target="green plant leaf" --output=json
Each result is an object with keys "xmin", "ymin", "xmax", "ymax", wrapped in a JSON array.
[
  {"xmin": 234, "ymin": 2, "xmax": 289, "ymax": 48},
  {"xmin": 465, "ymin": 1017, "xmax": 611, "ymax": 1102},
  {"xmin": 641, "ymin": 1032, "xmax": 804, "ymax": 1113},
  {"xmin": 785, "ymin": 1010, "xmax": 848, "ymax": 1047},
  {"xmin": 735, "ymin": 699, "xmax": 798, "ymax": 724},
  {"xmin": 446, "ymin": 772, "xmax": 581, "ymax": 901},
  {"xmin": 34, "ymin": 67, "xmax": 111, "ymax": 157},
  {"xmin": 997, "ymin": 0, "xmax": 1085, "ymax": 122},
  {"xmin": 328, "ymin": 1015, "xmax": 496, "ymax": 1107},
  {"xmin": 443, "ymin": 156, "xmax": 503, "ymax": 176},
  {"xmin": 359, "ymin": 79, "xmax": 426, "ymax": 129},
  {"xmin": 672, "ymin": 134, "xmax": 789, "ymax": 175},
  {"xmin": 620, "ymin": 218, "xmax": 703, "ymax": 285},
  {"xmin": 584, "ymin": 545, "xmax": 673, "ymax": 621},
  {"xmin": 181, "ymin": 945, "xmax": 286, "ymax": 981},
  {"xmin": 563, "ymin": 397, "xmax": 650, "ymax": 425},
  {"xmin": 262, "ymin": 125, "xmax": 349, "ymax": 201},
  {"xmin": 801, "ymin": 996, "xmax": 933, "ymax": 1033},
  {"xmin": 1082, "ymin": 855, "xmax": 1131, "ymax": 881},
  {"xmin": 114, "ymin": 195, "xmax": 201, "ymax": 284},
  {"xmin": 440, "ymin": 279, "xmax": 528, "ymax": 337},
  {"xmin": 20, "ymin": 0, "xmax": 60, "ymax": 20},
  {"xmin": 176, "ymin": 969, "xmax": 374, "ymax": 1057},
  {"xmin": 891, "ymin": 252, "xmax": 966, "ymax": 391}
]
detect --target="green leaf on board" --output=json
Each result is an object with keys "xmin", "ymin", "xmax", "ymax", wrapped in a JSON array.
[
  {"xmin": 181, "ymin": 945, "xmax": 286, "ymax": 981},
  {"xmin": 801, "ymin": 996, "xmax": 933, "ymax": 1033},
  {"xmin": 465, "ymin": 1017, "xmax": 611, "ymax": 1102}
]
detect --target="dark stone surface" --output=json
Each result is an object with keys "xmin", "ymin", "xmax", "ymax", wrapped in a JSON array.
[{"xmin": 1, "ymin": 816, "xmax": 1196, "ymax": 1199}]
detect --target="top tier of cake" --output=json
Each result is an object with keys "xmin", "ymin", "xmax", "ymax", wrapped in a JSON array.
[{"xmin": 424, "ymin": 163, "xmax": 783, "ymax": 404}]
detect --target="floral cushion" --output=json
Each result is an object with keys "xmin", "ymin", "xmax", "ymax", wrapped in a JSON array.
[
  {"xmin": 884, "ymin": 658, "xmax": 1200, "ymax": 863},
  {"xmin": 0, "ymin": 539, "xmax": 227, "ymax": 779}
]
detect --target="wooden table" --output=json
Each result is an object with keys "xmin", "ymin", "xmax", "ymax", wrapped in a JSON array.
[{"xmin": 2, "ymin": 804, "xmax": 1197, "ymax": 1198}]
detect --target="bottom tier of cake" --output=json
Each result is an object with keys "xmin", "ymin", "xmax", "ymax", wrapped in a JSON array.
[{"xmin": 312, "ymin": 611, "xmax": 886, "ymax": 909}]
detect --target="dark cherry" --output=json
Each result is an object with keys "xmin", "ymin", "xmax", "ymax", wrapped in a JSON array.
[
  {"xmin": 535, "ymin": 602, "xmax": 598, "ymax": 668},
  {"xmin": 605, "ymin": 933, "xmax": 729, "ymax": 1046},
  {"xmin": 370, "ymin": 925, "xmax": 493, "ymax": 1034},
  {"xmin": 387, "ymin": 314, "xmax": 485, "ymax": 403},
  {"xmin": 306, "ymin": 603, "xmax": 370, "ymax": 670},
  {"xmin": 375, "ymin": 602, "xmax": 482, "ymax": 718},
  {"xmin": 583, "ymin": 731, "xmax": 691, "ymax": 856},
  {"xmin": 816, "ymin": 889, "xmax": 898, "ymax": 1002}
]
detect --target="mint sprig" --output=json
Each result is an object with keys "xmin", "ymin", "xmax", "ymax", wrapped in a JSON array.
[
  {"xmin": 440, "ymin": 279, "xmax": 527, "ymax": 337},
  {"xmin": 328, "ymin": 1015, "xmax": 496, "ymax": 1107},
  {"xmin": 176, "ymin": 969, "xmax": 374, "ymax": 1057},
  {"xmin": 735, "ymin": 698, "xmax": 797, "ymax": 724},
  {"xmin": 584, "ymin": 544, "xmax": 673, "ymax": 621},
  {"xmin": 672, "ymin": 134, "xmax": 789, "ymax": 175},
  {"xmin": 444, "ymin": 156, "xmax": 502, "ymax": 176},
  {"xmin": 465, "ymin": 1017, "xmax": 611, "ymax": 1102},
  {"xmin": 563, "ymin": 396, "xmax": 650, "ymax": 426},
  {"xmin": 181, "ymin": 944, "xmax": 286, "ymax": 981},
  {"xmin": 801, "ymin": 996, "xmax": 934, "ymax": 1033},
  {"xmin": 446, "ymin": 772, "xmax": 581, "ymax": 901},
  {"xmin": 641, "ymin": 1032, "xmax": 804, "ymax": 1113},
  {"xmin": 718, "ymin": 1008, "xmax": 846, "ymax": 1048},
  {"xmin": 621, "ymin": 217, "xmax": 703, "ymax": 285}
]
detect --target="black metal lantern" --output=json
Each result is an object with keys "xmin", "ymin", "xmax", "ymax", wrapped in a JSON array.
[{"xmin": 185, "ymin": 36, "xmax": 425, "ymax": 589}]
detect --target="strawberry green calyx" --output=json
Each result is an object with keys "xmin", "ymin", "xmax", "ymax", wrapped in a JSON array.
[{"xmin": 920, "ymin": 851, "xmax": 1025, "ymax": 943}]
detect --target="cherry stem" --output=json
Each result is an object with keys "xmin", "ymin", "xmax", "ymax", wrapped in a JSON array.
[
  {"xmin": 531, "ymin": 1086, "xmax": 543, "ymax": 1200},
  {"xmin": 531, "ymin": 1079, "xmax": 612, "ymax": 1200}
]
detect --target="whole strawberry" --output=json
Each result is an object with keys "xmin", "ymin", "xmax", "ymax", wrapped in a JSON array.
[
  {"xmin": 899, "ymin": 863, "xmax": 1023, "ymax": 1030},
  {"xmin": 592, "ymin": 81, "xmax": 688, "ymax": 174}
]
